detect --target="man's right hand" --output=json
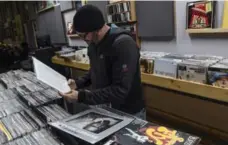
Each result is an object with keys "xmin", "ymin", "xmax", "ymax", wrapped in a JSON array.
[{"xmin": 68, "ymin": 79, "xmax": 77, "ymax": 90}]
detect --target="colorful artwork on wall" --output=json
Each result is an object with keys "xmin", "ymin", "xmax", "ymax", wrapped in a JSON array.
[
  {"xmin": 67, "ymin": 22, "xmax": 74, "ymax": 35},
  {"xmin": 186, "ymin": 1, "xmax": 216, "ymax": 29},
  {"xmin": 36, "ymin": 0, "xmax": 59, "ymax": 13}
]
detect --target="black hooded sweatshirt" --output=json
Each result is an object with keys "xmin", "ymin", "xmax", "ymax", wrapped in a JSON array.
[{"xmin": 76, "ymin": 25, "xmax": 145, "ymax": 114}]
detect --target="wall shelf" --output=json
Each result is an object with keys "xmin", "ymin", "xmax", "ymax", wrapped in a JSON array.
[
  {"xmin": 108, "ymin": 20, "xmax": 137, "ymax": 25},
  {"xmin": 36, "ymin": 4, "xmax": 60, "ymax": 14},
  {"xmin": 186, "ymin": 28, "xmax": 228, "ymax": 34},
  {"xmin": 67, "ymin": 34, "xmax": 80, "ymax": 38},
  {"xmin": 52, "ymin": 56, "xmax": 89, "ymax": 70}
]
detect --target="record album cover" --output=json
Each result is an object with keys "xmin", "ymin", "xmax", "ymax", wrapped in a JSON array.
[
  {"xmin": 186, "ymin": 1, "xmax": 216, "ymax": 29},
  {"xmin": 49, "ymin": 109, "xmax": 134, "ymax": 144},
  {"xmin": 104, "ymin": 119, "xmax": 201, "ymax": 145},
  {"xmin": 0, "ymin": 121, "xmax": 12, "ymax": 144}
]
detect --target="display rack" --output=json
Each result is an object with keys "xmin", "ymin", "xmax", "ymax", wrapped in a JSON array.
[
  {"xmin": 106, "ymin": 1, "xmax": 136, "ymax": 23},
  {"xmin": 106, "ymin": 0, "xmax": 140, "ymax": 47},
  {"xmin": 52, "ymin": 56, "xmax": 228, "ymax": 103},
  {"xmin": 52, "ymin": 56, "xmax": 90, "ymax": 71}
]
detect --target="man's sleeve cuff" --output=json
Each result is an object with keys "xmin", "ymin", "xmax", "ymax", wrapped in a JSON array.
[{"xmin": 78, "ymin": 90, "xmax": 86, "ymax": 103}]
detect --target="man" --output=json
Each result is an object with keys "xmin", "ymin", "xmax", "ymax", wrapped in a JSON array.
[{"xmin": 60, "ymin": 4, "xmax": 145, "ymax": 118}]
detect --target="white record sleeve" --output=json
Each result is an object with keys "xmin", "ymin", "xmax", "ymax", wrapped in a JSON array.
[{"xmin": 32, "ymin": 57, "xmax": 70, "ymax": 93}]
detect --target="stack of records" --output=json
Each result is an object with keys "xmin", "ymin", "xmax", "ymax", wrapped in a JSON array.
[
  {"xmin": 41, "ymin": 88, "xmax": 62, "ymax": 100},
  {"xmin": 103, "ymin": 119, "xmax": 201, "ymax": 145},
  {"xmin": 0, "ymin": 110, "xmax": 45, "ymax": 144},
  {"xmin": 0, "ymin": 83, "xmax": 5, "ymax": 92},
  {"xmin": 17, "ymin": 88, "xmax": 61, "ymax": 107},
  {"xmin": 23, "ymin": 110, "xmax": 46, "ymax": 128},
  {"xmin": 16, "ymin": 70, "xmax": 50, "ymax": 90},
  {"xmin": 37, "ymin": 104, "xmax": 71, "ymax": 122},
  {"xmin": 14, "ymin": 85, "xmax": 44, "ymax": 96},
  {"xmin": 12, "ymin": 70, "xmax": 35, "ymax": 80},
  {"xmin": 0, "ymin": 71, "xmax": 33, "ymax": 89},
  {"xmin": 0, "ymin": 99, "xmax": 28, "ymax": 119},
  {"xmin": 0, "ymin": 70, "xmax": 50, "ymax": 90},
  {"xmin": 0, "ymin": 89, "xmax": 19, "ymax": 103},
  {"xmin": 3, "ymin": 129, "xmax": 62, "ymax": 145}
]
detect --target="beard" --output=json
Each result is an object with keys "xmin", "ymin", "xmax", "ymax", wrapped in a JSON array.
[{"xmin": 90, "ymin": 32, "xmax": 100, "ymax": 44}]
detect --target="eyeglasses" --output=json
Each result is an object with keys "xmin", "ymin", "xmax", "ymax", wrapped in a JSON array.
[{"xmin": 77, "ymin": 32, "xmax": 89, "ymax": 40}]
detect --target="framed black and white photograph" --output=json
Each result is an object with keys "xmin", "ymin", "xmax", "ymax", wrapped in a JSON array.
[{"xmin": 49, "ymin": 108, "xmax": 134, "ymax": 144}]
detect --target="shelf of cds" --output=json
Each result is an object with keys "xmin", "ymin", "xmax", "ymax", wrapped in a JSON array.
[
  {"xmin": 106, "ymin": 1, "xmax": 136, "ymax": 24},
  {"xmin": 186, "ymin": 28, "xmax": 228, "ymax": 34},
  {"xmin": 106, "ymin": 1, "xmax": 140, "ymax": 46}
]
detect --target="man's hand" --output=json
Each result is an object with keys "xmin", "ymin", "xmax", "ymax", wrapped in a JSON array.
[
  {"xmin": 59, "ymin": 90, "xmax": 79, "ymax": 103},
  {"xmin": 68, "ymin": 79, "xmax": 77, "ymax": 90}
]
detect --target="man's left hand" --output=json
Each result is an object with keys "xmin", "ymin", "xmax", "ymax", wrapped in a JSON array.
[{"xmin": 59, "ymin": 90, "xmax": 79, "ymax": 103}]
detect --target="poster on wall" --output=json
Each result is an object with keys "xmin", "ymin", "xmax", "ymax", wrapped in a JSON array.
[
  {"xmin": 67, "ymin": 22, "xmax": 74, "ymax": 35},
  {"xmin": 186, "ymin": 1, "xmax": 216, "ymax": 29}
]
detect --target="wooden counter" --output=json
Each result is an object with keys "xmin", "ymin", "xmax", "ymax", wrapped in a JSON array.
[
  {"xmin": 52, "ymin": 56, "xmax": 90, "ymax": 71},
  {"xmin": 52, "ymin": 56, "xmax": 228, "ymax": 143},
  {"xmin": 52, "ymin": 56, "xmax": 228, "ymax": 103}
]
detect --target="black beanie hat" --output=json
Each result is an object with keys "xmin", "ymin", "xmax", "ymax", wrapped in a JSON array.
[{"xmin": 73, "ymin": 4, "xmax": 105, "ymax": 33}]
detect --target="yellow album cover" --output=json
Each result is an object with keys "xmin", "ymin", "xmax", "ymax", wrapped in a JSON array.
[{"xmin": 0, "ymin": 121, "xmax": 12, "ymax": 142}]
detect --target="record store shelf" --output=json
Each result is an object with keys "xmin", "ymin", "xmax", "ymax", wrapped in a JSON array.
[
  {"xmin": 67, "ymin": 34, "xmax": 80, "ymax": 38},
  {"xmin": 52, "ymin": 56, "xmax": 89, "ymax": 71},
  {"xmin": 52, "ymin": 56, "xmax": 228, "ymax": 103},
  {"xmin": 186, "ymin": 28, "xmax": 228, "ymax": 34}
]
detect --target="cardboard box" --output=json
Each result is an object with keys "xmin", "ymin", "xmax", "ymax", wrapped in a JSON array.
[
  {"xmin": 154, "ymin": 58, "xmax": 182, "ymax": 78},
  {"xmin": 208, "ymin": 58, "xmax": 228, "ymax": 88},
  {"xmin": 177, "ymin": 59, "xmax": 214, "ymax": 84}
]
